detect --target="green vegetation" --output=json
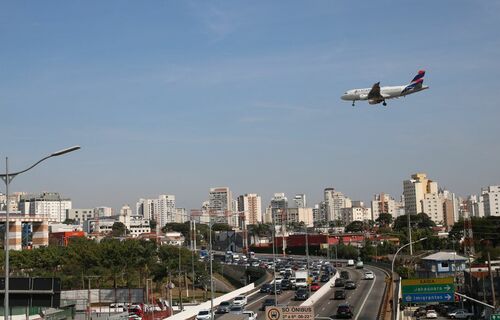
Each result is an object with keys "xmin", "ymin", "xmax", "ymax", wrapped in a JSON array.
[{"xmin": 0, "ymin": 238, "xmax": 212, "ymax": 291}]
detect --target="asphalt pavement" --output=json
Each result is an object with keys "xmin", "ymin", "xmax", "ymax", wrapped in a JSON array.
[{"xmin": 214, "ymin": 265, "xmax": 388, "ymax": 320}]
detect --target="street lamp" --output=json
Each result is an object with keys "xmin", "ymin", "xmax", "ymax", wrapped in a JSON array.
[
  {"xmin": 1, "ymin": 145, "xmax": 80, "ymax": 319},
  {"xmin": 391, "ymin": 237, "xmax": 427, "ymax": 320}
]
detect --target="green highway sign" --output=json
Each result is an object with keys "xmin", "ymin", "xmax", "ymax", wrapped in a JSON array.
[
  {"xmin": 402, "ymin": 277, "xmax": 456, "ymax": 304},
  {"xmin": 490, "ymin": 315, "xmax": 500, "ymax": 320},
  {"xmin": 402, "ymin": 283, "xmax": 454, "ymax": 294}
]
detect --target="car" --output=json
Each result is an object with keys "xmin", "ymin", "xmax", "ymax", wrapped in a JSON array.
[
  {"xmin": 363, "ymin": 271, "xmax": 374, "ymax": 280},
  {"xmin": 345, "ymin": 280, "xmax": 357, "ymax": 290},
  {"xmin": 340, "ymin": 271, "xmax": 350, "ymax": 280},
  {"xmin": 280, "ymin": 279, "xmax": 292, "ymax": 290},
  {"xmin": 216, "ymin": 301, "xmax": 232, "ymax": 314},
  {"xmin": 413, "ymin": 307, "xmax": 427, "ymax": 318},
  {"xmin": 229, "ymin": 305, "xmax": 244, "ymax": 314},
  {"xmin": 270, "ymin": 284, "xmax": 282, "ymax": 295},
  {"xmin": 196, "ymin": 310, "xmax": 212, "ymax": 320},
  {"xmin": 335, "ymin": 303, "xmax": 354, "ymax": 319},
  {"xmin": 260, "ymin": 284, "xmax": 272, "ymax": 293},
  {"xmin": 334, "ymin": 278, "xmax": 345, "ymax": 287},
  {"xmin": 260, "ymin": 298, "xmax": 276, "ymax": 311},
  {"xmin": 425, "ymin": 310, "xmax": 438, "ymax": 319},
  {"xmin": 310, "ymin": 283, "xmax": 321, "ymax": 291},
  {"xmin": 233, "ymin": 295, "xmax": 247, "ymax": 307},
  {"xmin": 334, "ymin": 289, "xmax": 346, "ymax": 300},
  {"xmin": 447, "ymin": 309, "xmax": 475, "ymax": 319},
  {"xmin": 320, "ymin": 274, "xmax": 330, "ymax": 282},
  {"xmin": 243, "ymin": 311, "xmax": 257, "ymax": 320},
  {"xmin": 295, "ymin": 288, "xmax": 309, "ymax": 301}
]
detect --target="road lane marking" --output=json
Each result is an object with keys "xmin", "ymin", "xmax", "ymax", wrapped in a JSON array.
[
  {"xmin": 246, "ymin": 294, "xmax": 270, "ymax": 307},
  {"xmin": 353, "ymin": 270, "xmax": 377, "ymax": 320}
]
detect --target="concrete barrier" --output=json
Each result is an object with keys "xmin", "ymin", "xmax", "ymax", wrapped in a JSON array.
[
  {"xmin": 165, "ymin": 283, "xmax": 255, "ymax": 320},
  {"xmin": 300, "ymin": 274, "xmax": 339, "ymax": 307}
]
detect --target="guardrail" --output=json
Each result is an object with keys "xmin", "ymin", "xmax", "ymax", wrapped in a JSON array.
[
  {"xmin": 366, "ymin": 262, "xmax": 392, "ymax": 320},
  {"xmin": 164, "ymin": 283, "xmax": 255, "ymax": 320}
]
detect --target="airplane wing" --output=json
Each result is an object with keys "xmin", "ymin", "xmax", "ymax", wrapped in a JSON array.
[{"xmin": 367, "ymin": 82, "xmax": 383, "ymax": 100}]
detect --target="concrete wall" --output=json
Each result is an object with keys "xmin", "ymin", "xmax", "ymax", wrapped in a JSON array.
[
  {"xmin": 300, "ymin": 273, "xmax": 339, "ymax": 306},
  {"xmin": 166, "ymin": 283, "xmax": 255, "ymax": 320}
]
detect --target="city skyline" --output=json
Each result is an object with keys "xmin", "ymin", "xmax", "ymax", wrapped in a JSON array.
[{"xmin": 2, "ymin": 1, "xmax": 500, "ymax": 211}]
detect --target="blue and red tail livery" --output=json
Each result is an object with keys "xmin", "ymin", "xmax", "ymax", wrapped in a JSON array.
[{"xmin": 410, "ymin": 70, "xmax": 425, "ymax": 84}]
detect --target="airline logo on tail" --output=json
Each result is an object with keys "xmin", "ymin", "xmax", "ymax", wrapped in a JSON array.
[{"xmin": 402, "ymin": 70, "xmax": 425, "ymax": 94}]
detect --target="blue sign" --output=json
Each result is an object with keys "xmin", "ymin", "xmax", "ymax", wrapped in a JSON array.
[{"xmin": 403, "ymin": 293, "xmax": 453, "ymax": 303}]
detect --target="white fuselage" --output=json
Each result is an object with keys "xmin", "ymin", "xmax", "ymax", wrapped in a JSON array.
[{"xmin": 341, "ymin": 84, "xmax": 428, "ymax": 104}]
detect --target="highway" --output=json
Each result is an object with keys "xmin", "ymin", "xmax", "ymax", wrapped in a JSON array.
[{"xmin": 214, "ymin": 264, "xmax": 388, "ymax": 320}]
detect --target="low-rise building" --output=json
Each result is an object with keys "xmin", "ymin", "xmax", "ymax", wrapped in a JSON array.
[{"xmin": 416, "ymin": 251, "xmax": 467, "ymax": 278}]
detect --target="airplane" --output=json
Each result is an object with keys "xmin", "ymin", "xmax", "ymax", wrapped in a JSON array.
[{"xmin": 341, "ymin": 70, "xmax": 429, "ymax": 106}]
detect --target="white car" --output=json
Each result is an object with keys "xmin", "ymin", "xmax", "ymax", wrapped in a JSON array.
[
  {"xmin": 425, "ymin": 310, "xmax": 438, "ymax": 319},
  {"xmin": 196, "ymin": 310, "xmax": 212, "ymax": 320},
  {"xmin": 243, "ymin": 311, "xmax": 257, "ymax": 320},
  {"xmin": 232, "ymin": 295, "xmax": 248, "ymax": 307},
  {"xmin": 364, "ymin": 271, "xmax": 374, "ymax": 280}
]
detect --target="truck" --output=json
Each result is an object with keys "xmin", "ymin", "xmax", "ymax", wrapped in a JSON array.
[{"xmin": 294, "ymin": 270, "xmax": 308, "ymax": 288}]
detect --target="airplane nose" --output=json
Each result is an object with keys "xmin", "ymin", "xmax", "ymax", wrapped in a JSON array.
[{"xmin": 341, "ymin": 94, "xmax": 348, "ymax": 100}]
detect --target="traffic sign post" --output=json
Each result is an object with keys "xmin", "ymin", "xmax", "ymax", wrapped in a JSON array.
[
  {"xmin": 266, "ymin": 306, "xmax": 314, "ymax": 320},
  {"xmin": 402, "ymin": 277, "xmax": 455, "ymax": 304}
]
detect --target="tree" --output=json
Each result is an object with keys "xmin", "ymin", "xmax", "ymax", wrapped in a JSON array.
[
  {"xmin": 393, "ymin": 213, "xmax": 435, "ymax": 232},
  {"xmin": 376, "ymin": 213, "xmax": 393, "ymax": 227},
  {"xmin": 111, "ymin": 222, "xmax": 128, "ymax": 237},
  {"xmin": 345, "ymin": 221, "xmax": 366, "ymax": 233}
]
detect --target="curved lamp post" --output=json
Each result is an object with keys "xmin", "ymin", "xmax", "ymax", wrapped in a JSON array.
[
  {"xmin": 391, "ymin": 236, "xmax": 427, "ymax": 320},
  {"xmin": 1, "ymin": 146, "xmax": 80, "ymax": 319}
]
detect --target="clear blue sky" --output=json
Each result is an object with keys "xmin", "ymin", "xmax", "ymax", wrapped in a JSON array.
[{"xmin": 1, "ymin": 1, "xmax": 499, "ymax": 212}]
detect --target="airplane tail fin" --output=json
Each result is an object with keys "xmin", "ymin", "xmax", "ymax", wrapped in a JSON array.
[
  {"xmin": 402, "ymin": 70, "xmax": 425, "ymax": 94},
  {"xmin": 409, "ymin": 70, "xmax": 425, "ymax": 85}
]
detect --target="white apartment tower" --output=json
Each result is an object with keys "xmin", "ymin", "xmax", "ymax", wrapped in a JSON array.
[
  {"xmin": 270, "ymin": 193, "xmax": 288, "ymax": 225},
  {"xmin": 209, "ymin": 187, "xmax": 237, "ymax": 227},
  {"xmin": 341, "ymin": 201, "xmax": 371, "ymax": 225},
  {"xmin": 482, "ymin": 186, "xmax": 500, "ymax": 217},
  {"xmin": 324, "ymin": 188, "xmax": 352, "ymax": 222},
  {"xmin": 19, "ymin": 192, "xmax": 72, "ymax": 222},
  {"xmin": 136, "ymin": 195, "xmax": 176, "ymax": 228},
  {"xmin": 371, "ymin": 193, "xmax": 397, "ymax": 221},
  {"xmin": 237, "ymin": 193, "xmax": 263, "ymax": 225},
  {"xmin": 293, "ymin": 194, "xmax": 307, "ymax": 208},
  {"xmin": 403, "ymin": 173, "xmax": 446, "ymax": 224}
]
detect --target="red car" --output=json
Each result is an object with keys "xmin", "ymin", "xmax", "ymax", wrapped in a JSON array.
[{"xmin": 310, "ymin": 283, "xmax": 321, "ymax": 291}]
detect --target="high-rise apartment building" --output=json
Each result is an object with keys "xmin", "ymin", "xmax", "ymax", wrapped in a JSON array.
[
  {"xmin": 403, "ymin": 173, "xmax": 439, "ymax": 215},
  {"xmin": 270, "ymin": 193, "xmax": 288, "ymax": 225},
  {"xmin": 371, "ymin": 193, "xmax": 397, "ymax": 221},
  {"xmin": 19, "ymin": 192, "xmax": 72, "ymax": 222},
  {"xmin": 341, "ymin": 201, "xmax": 371, "ymax": 225},
  {"xmin": 293, "ymin": 194, "xmax": 307, "ymax": 208},
  {"xmin": 237, "ymin": 193, "xmax": 262, "ymax": 225},
  {"xmin": 136, "ymin": 194, "xmax": 176, "ymax": 228},
  {"xmin": 482, "ymin": 186, "xmax": 500, "ymax": 217},
  {"xmin": 94, "ymin": 206, "xmax": 113, "ymax": 217},
  {"xmin": 209, "ymin": 187, "xmax": 237, "ymax": 227},
  {"xmin": 324, "ymin": 188, "xmax": 351, "ymax": 222}
]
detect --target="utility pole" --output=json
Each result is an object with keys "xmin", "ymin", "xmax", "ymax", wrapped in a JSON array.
[{"xmin": 488, "ymin": 251, "xmax": 496, "ymax": 308}]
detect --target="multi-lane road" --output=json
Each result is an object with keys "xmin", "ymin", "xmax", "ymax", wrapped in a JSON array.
[{"xmin": 214, "ymin": 265, "xmax": 388, "ymax": 320}]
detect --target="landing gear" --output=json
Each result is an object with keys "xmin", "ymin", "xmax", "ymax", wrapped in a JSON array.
[
  {"xmin": 352, "ymin": 101, "xmax": 355, "ymax": 107},
  {"xmin": 382, "ymin": 101, "xmax": 387, "ymax": 106}
]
